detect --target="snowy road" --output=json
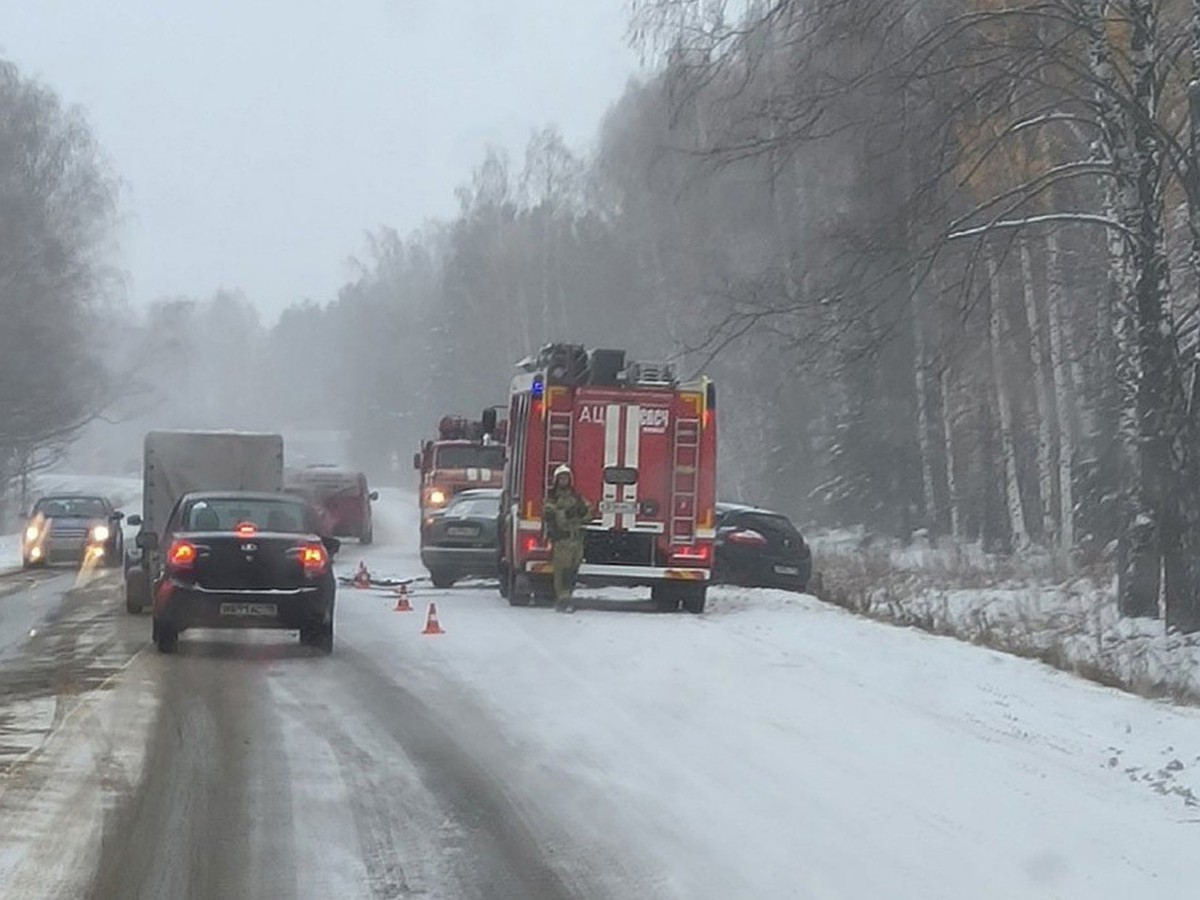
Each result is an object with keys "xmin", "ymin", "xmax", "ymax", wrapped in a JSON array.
[{"xmin": 1, "ymin": 486, "xmax": 1199, "ymax": 898}]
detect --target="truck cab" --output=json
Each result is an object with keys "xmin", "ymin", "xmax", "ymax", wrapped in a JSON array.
[{"xmin": 414, "ymin": 416, "xmax": 506, "ymax": 515}]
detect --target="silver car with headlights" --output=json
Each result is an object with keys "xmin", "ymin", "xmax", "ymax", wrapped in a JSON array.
[{"xmin": 22, "ymin": 494, "xmax": 125, "ymax": 569}]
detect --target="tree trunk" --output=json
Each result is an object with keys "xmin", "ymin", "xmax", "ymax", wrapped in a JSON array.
[
  {"xmin": 986, "ymin": 251, "xmax": 1028, "ymax": 550},
  {"xmin": 1019, "ymin": 237, "xmax": 1054, "ymax": 544},
  {"xmin": 911, "ymin": 270, "xmax": 939, "ymax": 536},
  {"xmin": 1044, "ymin": 229, "xmax": 1076, "ymax": 554},
  {"xmin": 940, "ymin": 365, "xmax": 961, "ymax": 540},
  {"xmin": 1164, "ymin": 0, "xmax": 1200, "ymax": 632}
]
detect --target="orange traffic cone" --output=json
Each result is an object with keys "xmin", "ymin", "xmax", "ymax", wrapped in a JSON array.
[
  {"xmin": 353, "ymin": 561, "xmax": 370, "ymax": 588},
  {"xmin": 393, "ymin": 584, "xmax": 412, "ymax": 612},
  {"xmin": 422, "ymin": 602, "xmax": 445, "ymax": 635}
]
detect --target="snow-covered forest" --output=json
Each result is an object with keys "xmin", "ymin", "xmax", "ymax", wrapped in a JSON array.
[{"xmin": 6, "ymin": 1, "xmax": 1200, "ymax": 630}]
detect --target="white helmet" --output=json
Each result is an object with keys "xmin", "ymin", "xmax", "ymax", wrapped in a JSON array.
[{"xmin": 553, "ymin": 464, "xmax": 573, "ymax": 483}]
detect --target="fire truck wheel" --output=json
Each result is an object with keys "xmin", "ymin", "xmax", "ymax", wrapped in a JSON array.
[
  {"xmin": 535, "ymin": 577, "xmax": 557, "ymax": 606},
  {"xmin": 681, "ymin": 585, "xmax": 708, "ymax": 615},
  {"xmin": 651, "ymin": 584, "xmax": 681, "ymax": 613}
]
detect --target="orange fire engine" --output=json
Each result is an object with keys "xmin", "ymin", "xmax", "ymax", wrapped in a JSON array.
[
  {"xmin": 498, "ymin": 344, "xmax": 717, "ymax": 613},
  {"xmin": 414, "ymin": 415, "xmax": 506, "ymax": 514}
]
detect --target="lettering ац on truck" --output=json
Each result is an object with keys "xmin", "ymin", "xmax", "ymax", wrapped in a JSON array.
[{"xmin": 498, "ymin": 344, "xmax": 717, "ymax": 613}]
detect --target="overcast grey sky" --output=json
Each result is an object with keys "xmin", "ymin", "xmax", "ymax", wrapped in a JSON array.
[{"xmin": 1, "ymin": 0, "xmax": 640, "ymax": 318}]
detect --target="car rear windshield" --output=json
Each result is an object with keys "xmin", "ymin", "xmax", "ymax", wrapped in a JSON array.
[
  {"xmin": 311, "ymin": 481, "xmax": 361, "ymax": 502},
  {"xmin": 435, "ymin": 445, "xmax": 505, "ymax": 469},
  {"xmin": 34, "ymin": 497, "xmax": 108, "ymax": 518},
  {"xmin": 445, "ymin": 496, "xmax": 499, "ymax": 518},
  {"xmin": 740, "ymin": 512, "xmax": 801, "ymax": 538},
  {"xmin": 182, "ymin": 497, "xmax": 313, "ymax": 534}
]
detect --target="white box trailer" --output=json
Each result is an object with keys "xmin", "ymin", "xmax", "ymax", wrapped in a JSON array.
[
  {"xmin": 139, "ymin": 430, "xmax": 284, "ymax": 535},
  {"xmin": 126, "ymin": 430, "xmax": 284, "ymax": 613}
]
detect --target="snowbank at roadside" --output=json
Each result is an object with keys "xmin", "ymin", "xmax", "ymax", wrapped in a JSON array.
[{"xmin": 812, "ymin": 531, "xmax": 1200, "ymax": 702}]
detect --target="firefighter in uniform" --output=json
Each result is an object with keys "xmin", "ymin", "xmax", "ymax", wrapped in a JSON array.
[{"xmin": 543, "ymin": 464, "xmax": 591, "ymax": 612}]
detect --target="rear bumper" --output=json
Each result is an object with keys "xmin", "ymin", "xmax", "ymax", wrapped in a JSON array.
[
  {"xmin": 715, "ymin": 557, "xmax": 811, "ymax": 591},
  {"xmin": 422, "ymin": 546, "xmax": 498, "ymax": 575},
  {"xmin": 154, "ymin": 581, "xmax": 333, "ymax": 632},
  {"xmin": 524, "ymin": 561, "xmax": 709, "ymax": 586}
]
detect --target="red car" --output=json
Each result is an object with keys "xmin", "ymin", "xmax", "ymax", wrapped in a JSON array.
[{"xmin": 284, "ymin": 466, "xmax": 378, "ymax": 544}]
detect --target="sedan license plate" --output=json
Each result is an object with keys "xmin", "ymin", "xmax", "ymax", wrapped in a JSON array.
[
  {"xmin": 219, "ymin": 602, "xmax": 278, "ymax": 618},
  {"xmin": 599, "ymin": 500, "xmax": 638, "ymax": 516},
  {"xmin": 446, "ymin": 525, "xmax": 480, "ymax": 537},
  {"xmin": 773, "ymin": 565, "xmax": 801, "ymax": 576}
]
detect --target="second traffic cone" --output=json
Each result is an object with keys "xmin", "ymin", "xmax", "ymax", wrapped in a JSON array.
[
  {"xmin": 421, "ymin": 601, "xmax": 445, "ymax": 635},
  {"xmin": 393, "ymin": 584, "xmax": 412, "ymax": 612},
  {"xmin": 354, "ymin": 561, "xmax": 370, "ymax": 588}
]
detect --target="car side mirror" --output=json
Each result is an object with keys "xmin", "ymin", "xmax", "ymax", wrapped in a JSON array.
[
  {"xmin": 369, "ymin": 491, "xmax": 379, "ymax": 501},
  {"xmin": 135, "ymin": 531, "xmax": 158, "ymax": 551},
  {"xmin": 322, "ymin": 536, "xmax": 341, "ymax": 557},
  {"xmin": 412, "ymin": 453, "xmax": 422, "ymax": 471},
  {"xmin": 127, "ymin": 514, "xmax": 143, "ymax": 527},
  {"xmin": 111, "ymin": 511, "xmax": 125, "ymax": 521}
]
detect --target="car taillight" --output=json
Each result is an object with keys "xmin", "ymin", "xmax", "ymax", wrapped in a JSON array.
[
  {"xmin": 727, "ymin": 528, "xmax": 768, "ymax": 546},
  {"xmin": 671, "ymin": 543, "xmax": 712, "ymax": 564},
  {"xmin": 235, "ymin": 521, "xmax": 258, "ymax": 537},
  {"xmin": 168, "ymin": 539, "xmax": 197, "ymax": 570},
  {"xmin": 522, "ymin": 535, "xmax": 548, "ymax": 554},
  {"xmin": 300, "ymin": 543, "xmax": 328, "ymax": 576}
]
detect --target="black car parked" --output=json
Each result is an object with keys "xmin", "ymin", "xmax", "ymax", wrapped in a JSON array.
[
  {"xmin": 714, "ymin": 503, "xmax": 812, "ymax": 592},
  {"xmin": 420, "ymin": 488, "xmax": 501, "ymax": 588},
  {"xmin": 136, "ymin": 491, "xmax": 340, "ymax": 654}
]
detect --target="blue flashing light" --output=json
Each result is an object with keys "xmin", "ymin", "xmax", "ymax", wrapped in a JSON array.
[{"xmin": 531, "ymin": 377, "xmax": 545, "ymax": 399}]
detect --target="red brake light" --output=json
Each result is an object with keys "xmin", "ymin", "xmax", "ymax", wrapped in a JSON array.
[
  {"xmin": 522, "ymin": 535, "xmax": 546, "ymax": 554},
  {"xmin": 727, "ymin": 528, "xmax": 768, "ymax": 546},
  {"xmin": 671, "ymin": 543, "xmax": 712, "ymax": 564},
  {"xmin": 300, "ymin": 543, "xmax": 328, "ymax": 575},
  {"xmin": 168, "ymin": 539, "xmax": 197, "ymax": 569},
  {"xmin": 235, "ymin": 521, "xmax": 258, "ymax": 537}
]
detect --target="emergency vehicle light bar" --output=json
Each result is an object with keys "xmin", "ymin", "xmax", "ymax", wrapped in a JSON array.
[{"xmin": 624, "ymin": 361, "xmax": 676, "ymax": 386}]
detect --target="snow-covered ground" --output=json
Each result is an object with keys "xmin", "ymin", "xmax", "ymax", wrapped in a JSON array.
[
  {"xmin": 813, "ymin": 529, "xmax": 1200, "ymax": 702},
  {"xmin": 3, "ymin": 482, "xmax": 1200, "ymax": 897},
  {"xmin": 339, "ymin": 492, "xmax": 1200, "ymax": 898}
]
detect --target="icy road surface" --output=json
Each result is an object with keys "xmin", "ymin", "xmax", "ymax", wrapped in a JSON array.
[{"xmin": 0, "ymin": 485, "xmax": 1198, "ymax": 898}]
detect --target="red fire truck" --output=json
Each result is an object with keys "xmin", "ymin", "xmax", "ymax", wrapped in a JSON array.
[
  {"xmin": 498, "ymin": 344, "xmax": 717, "ymax": 613},
  {"xmin": 414, "ymin": 415, "xmax": 506, "ymax": 514}
]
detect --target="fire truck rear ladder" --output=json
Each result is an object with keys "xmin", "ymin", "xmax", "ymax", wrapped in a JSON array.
[
  {"xmin": 670, "ymin": 417, "xmax": 700, "ymax": 543},
  {"xmin": 545, "ymin": 410, "xmax": 573, "ymax": 488}
]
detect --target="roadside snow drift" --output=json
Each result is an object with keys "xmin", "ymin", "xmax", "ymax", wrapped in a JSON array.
[{"xmin": 336, "ymin": 491, "xmax": 1200, "ymax": 899}]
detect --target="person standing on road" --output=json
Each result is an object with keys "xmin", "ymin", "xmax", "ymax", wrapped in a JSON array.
[{"xmin": 543, "ymin": 464, "xmax": 592, "ymax": 613}]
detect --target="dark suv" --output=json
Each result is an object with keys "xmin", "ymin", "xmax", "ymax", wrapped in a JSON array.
[
  {"xmin": 714, "ymin": 503, "xmax": 812, "ymax": 592},
  {"xmin": 22, "ymin": 494, "xmax": 124, "ymax": 568},
  {"xmin": 420, "ymin": 488, "xmax": 501, "ymax": 588}
]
